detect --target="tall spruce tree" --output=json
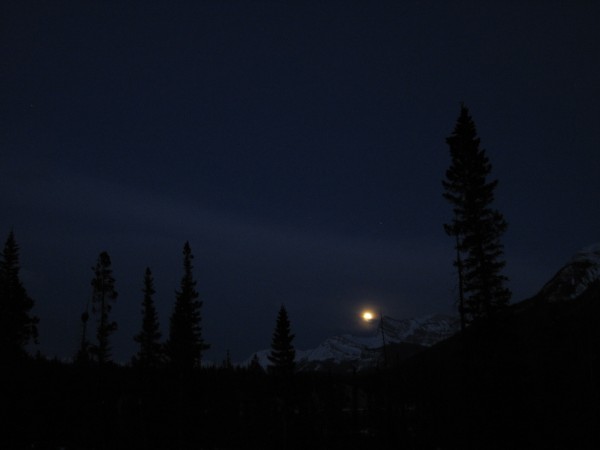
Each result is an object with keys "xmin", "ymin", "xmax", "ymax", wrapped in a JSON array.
[
  {"xmin": 90, "ymin": 251, "xmax": 118, "ymax": 364},
  {"xmin": 133, "ymin": 267, "xmax": 163, "ymax": 368},
  {"xmin": 267, "ymin": 305, "xmax": 296, "ymax": 377},
  {"xmin": 0, "ymin": 231, "xmax": 38, "ymax": 360},
  {"xmin": 166, "ymin": 242, "xmax": 207, "ymax": 370},
  {"xmin": 443, "ymin": 105, "xmax": 511, "ymax": 328}
]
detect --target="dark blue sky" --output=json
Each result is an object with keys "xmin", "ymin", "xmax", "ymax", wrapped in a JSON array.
[{"xmin": 2, "ymin": 0, "xmax": 599, "ymax": 363}]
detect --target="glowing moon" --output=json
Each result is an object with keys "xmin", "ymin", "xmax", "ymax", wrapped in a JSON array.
[{"xmin": 362, "ymin": 311, "xmax": 374, "ymax": 321}]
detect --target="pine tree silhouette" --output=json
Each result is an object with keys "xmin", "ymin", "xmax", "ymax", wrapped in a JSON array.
[
  {"xmin": 74, "ymin": 309, "xmax": 91, "ymax": 364},
  {"xmin": 133, "ymin": 267, "xmax": 163, "ymax": 368},
  {"xmin": 248, "ymin": 353, "xmax": 264, "ymax": 373},
  {"xmin": 221, "ymin": 349, "xmax": 234, "ymax": 370},
  {"xmin": 89, "ymin": 251, "xmax": 118, "ymax": 364},
  {"xmin": 0, "ymin": 231, "xmax": 38, "ymax": 360},
  {"xmin": 443, "ymin": 105, "xmax": 511, "ymax": 327},
  {"xmin": 166, "ymin": 242, "xmax": 208, "ymax": 370},
  {"xmin": 267, "ymin": 305, "xmax": 295, "ymax": 377}
]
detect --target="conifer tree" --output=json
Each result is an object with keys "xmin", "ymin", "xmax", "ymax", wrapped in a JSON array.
[
  {"xmin": 133, "ymin": 267, "xmax": 163, "ymax": 368},
  {"xmin": 267, "ymin": 305, "xmax": 296, "ymax": 377},
  {"xmin": 0, "ymin": 231, "xmax": 38, "ymax": 360},
  {"xmin": 89, "ymin": 251, "xmax": 118, "ymax": 364},
  {"xmin": 248, "ymin": 353, "xmax": 263, "ymax": 373},
  {"xmin": 222, "ymin": 349, "xmax": 233, "ymax": 370},
  {"xmin": 74, "ymin": 310, "xmax": 91, "ymax": 364},
  {"xmin": 166, "ymin": 242, "xmax": 208, "ymax": 370},
  {"xmin": 443, "ymin": 105, "xmax": 511, "ymax": 328}
]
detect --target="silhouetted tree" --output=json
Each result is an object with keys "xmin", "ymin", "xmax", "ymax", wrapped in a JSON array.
[
  {"xmin": 268, "ymin": 305, "xmax": 295, "ymax": 377},
  {"xmin": 89, "ymin": 251, "xmax": 118, "ymax": 364},
  {"xmin": 443, "ymin": 105, "xmax": 511, "ymax": 328},
  {"xmin": 74, "ymin": 310, "xmax": 91, "ymax": 364},
  {"xmin": 133, "ymin": 267, "xmax": 163, "ymax": 368},
  {"xmin": 0, "ymin": 231, "xmax": 38, "ymax": 360},
  {"xmin": 248, "ymin": 353, "xmax": 264, "ymax": 373},
  {"xmin": 166, "ymin": 242, "xmax": 208, "ymax": 370},
  {"xmin": 222, "ymin": 349, "xmax": 233, "ymax": 370}
]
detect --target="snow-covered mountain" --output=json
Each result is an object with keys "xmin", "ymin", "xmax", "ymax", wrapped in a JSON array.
[
  {"xmin": 246, "ymin": 314, "xmax": 459, "ymax": 372},
  {"xmin": 537, "ymin": 244, "xmax": 600, "ymax": 303}
]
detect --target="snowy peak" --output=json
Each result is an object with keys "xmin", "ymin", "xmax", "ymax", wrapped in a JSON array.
[
  {"xmin": 298, "ymin": 334, "xmax": 374, "ymax": 362},
  {"xmin": 295, "ymin": 333, "xmax": 381, "ymax": 369},
  {"xmin": 538, "ymin": 244, "xmax": 600, "ymax": 302}
]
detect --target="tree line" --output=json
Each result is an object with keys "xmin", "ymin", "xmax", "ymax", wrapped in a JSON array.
[
  {"xmin": 0, "ymin": 232, "xmax": 297, "ymax": 375},
  {"xmin": 73, "ymin": 241, "xmax": 212, "ymax": 370},
  {"xmin": 2, "ymin": 104, "xmax": 509, "ymax": 368}
]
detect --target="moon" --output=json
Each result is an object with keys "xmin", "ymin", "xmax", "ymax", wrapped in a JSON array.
[{"xmin": 362, "ymin": 311, "xmax": 375, "ymax": 321}]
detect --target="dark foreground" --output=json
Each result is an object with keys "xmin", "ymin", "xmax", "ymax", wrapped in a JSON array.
[{"xmin": 3, "ymin": 287, "xmax": 600, "ymax": 449}]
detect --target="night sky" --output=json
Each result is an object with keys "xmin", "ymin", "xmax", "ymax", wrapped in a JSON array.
[{"xmin": 2, "ymin": 1, "xmax": 599, "ymax": 363}]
